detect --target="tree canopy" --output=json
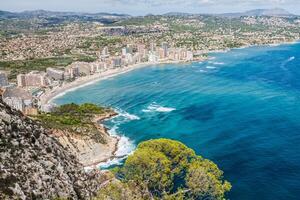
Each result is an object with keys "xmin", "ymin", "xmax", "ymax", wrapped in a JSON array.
[{"xmin": 97, "ymin": 139, "xmax": 231, "ymax": 200}]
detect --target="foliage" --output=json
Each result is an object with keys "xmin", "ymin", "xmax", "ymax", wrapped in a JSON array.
[
  {"xmin": 0, "ymin": 54, "xmax": 96, "ymax": 80},
  {"xmin": 114, "ymin": 139, "xmax": 231, "ymax": 200},
  {"xmin": 94, "ymin": 180, "xmax": 147, "ymax": 200},
  {"xmin": 36, "ymin": 103, "xmax": 110, "ymax": 132},
  {"xmin": 0, "ymin": 57, "xmax": 73, "ymax": 79}
]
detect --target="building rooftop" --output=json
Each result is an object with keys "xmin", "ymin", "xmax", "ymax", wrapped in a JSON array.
[{"xmin": 3, "ymin": 88, "xmax": 32, "ymax": 100}]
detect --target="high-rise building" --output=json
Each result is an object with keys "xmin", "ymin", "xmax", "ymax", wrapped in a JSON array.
[
  {"xmin": 149, "ymin": 52, "xmax": 159, "ymax": 63},
  {"xmin": 126, "ymin": 44, "xmax": 134, "ymax": 54},
  {"xmin": 112, "ymin": 57, "xmax": 122, "ymax": 68},
  {"xmin": 186, "ymin": 51, "xmax": 194, "ymax": 61},
  {"xmin": 2, "ymin": 87, "xmax": 33, "ymax": 113},
  {"xmin": 161, "ymin": 42, "xmax": 169, "ymax": 58},
  {"xmin": 122, "ymin": 47, "xmax": 128, "ymax": 56},
  {"xmin": 102, "ymin": 47, "xmax": 109, "ymax": 57},
  {"xmin": 150, "ymin": 42, "xmax": 156, "ymax": 52},
  {"xmin": 158, "ymin": 48, "xmax": 166, "ymax": 59},
  {"xmin": 46, "ymin": 68, "xmax": 64, "ymax": 81},
  {"xmin": 137, "ymin": 44, "xmax": 147, "ymax": 58},
  {"xmin": 17, "ymin": 71, "xmax": 49, "ymax": 87},
  {"xmin": 0, "ymin": 71, "xmax": 9, "ymax": 88}
]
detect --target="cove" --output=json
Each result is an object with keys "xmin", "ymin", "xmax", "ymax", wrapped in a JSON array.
[{"xmin": 54, "ymin": 43, "xmax": 300, "ymax": 200}]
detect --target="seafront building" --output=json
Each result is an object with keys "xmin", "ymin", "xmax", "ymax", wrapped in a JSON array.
[
  {"xmin": 46, "ymin": 68, "xmax": 65, "ymax": 81},
  {"xmin": 17, "ymin": 71, "xmax": 50, "ymax": 88},
  {"xmin": 161, "ymin": 42, "xmax": 169, "ymax": 58},
  {"xmin": 9, "ymin": 41, "xmax": 197, "ymax": 116},
  {"xmin": 65, "ymin": 65, "xmax": 80, "ymax": 79},
  {"xmin": 2, "ymin": 87, "xmax": 37, "ymax": 115},
  {"xmin": 102, "ymin": 47, "xmax": 109, "ymax": 58},
  {"xmin": 0, "ymin": 71, "xmax": 9, "ymax": 88}
]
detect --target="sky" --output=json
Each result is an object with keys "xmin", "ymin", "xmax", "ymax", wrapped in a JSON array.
[{"xmin": 1, "ymin": 0, "xmax": 300, "ymax": 15}]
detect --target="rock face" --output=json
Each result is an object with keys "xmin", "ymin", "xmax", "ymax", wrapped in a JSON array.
[
  {"xmin": 50, "ymin": 113, "xmax": 119, "ymax": 167},
  {"xmin": 0, "ymin": 99, "xmax": 104, "ymax": 199}
]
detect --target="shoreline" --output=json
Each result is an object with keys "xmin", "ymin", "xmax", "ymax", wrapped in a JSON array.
[
  {"xmin": 84, "ymin": 113, "xmax": 131, "ymax": 170},
  {"xmin": 42, "ymin": 39, "xmax": 300, "ymax": 170},
  {"xmin": 40, "ymin": 60, "xmax": 198, "ymax": 105},
  {"xmin": 40, "ymin": 39, "xmax": 300, "ymax": 106}
]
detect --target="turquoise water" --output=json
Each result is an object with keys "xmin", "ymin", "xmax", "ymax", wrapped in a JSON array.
[{"xmin": 54, "ymin": 43, "xmax": 300, "ymax": 200}]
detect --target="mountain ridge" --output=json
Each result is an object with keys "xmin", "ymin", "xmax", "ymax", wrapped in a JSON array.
[{"xmin": 219, "ymin": 8, "xmax": 295, "ymax": 17}]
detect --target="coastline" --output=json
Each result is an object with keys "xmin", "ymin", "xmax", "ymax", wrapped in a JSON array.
[
  {"xmin": 42, "ymin": 39, "xmax": 300, "ymax": 170},
  {"xmin": 41, "ymin": 60, "xmax": 196, "ymax": 170},
  {"xmin": 41, "ymin": 39, "xmax": 300, "ymax": 106},
  {"xmin": 40, "ymin": 60, "xmax": 197, "ymax": 105}
]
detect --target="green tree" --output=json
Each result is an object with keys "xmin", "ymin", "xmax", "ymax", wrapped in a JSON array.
[{"xmin": 115, "ymin": 139, "xmax": 231, "ymax": 200}]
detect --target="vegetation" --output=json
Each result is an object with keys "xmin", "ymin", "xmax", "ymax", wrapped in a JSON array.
[
  {"xmin": 96, "ymin": 139, "xmax": 231, "ymax": 200},
  {"xmin": 0, "ymin": 57, "xmax": 73, "ymax": 79},
  {"xmin": 35, "ymin": 103, "xmax": 112, "ymax": 142},
  {"xmin": 0, "ymin": 54, "xmax": 98, "ymax": 80}
]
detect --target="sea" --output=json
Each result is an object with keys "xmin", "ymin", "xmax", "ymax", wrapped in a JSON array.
[{"xmin": 54, "ymin": 42, "xmax": 300, "ymax": 200}]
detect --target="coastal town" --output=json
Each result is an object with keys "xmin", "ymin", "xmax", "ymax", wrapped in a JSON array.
[
  {"xmin": 1, "ymin": 11, "xmax": 300, "ymax": 115},
  {"xmin": 0, "ymin": 41, "xmax": 198, "ymax": 115},
  {"xmin": 2, "ymin": 4, "xmax": 300, "ymax": 200}
]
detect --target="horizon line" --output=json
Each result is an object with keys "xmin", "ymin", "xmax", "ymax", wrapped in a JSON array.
[{"xmin": 0, "ymin": 7, "xmax": 297, "ymax": 17}]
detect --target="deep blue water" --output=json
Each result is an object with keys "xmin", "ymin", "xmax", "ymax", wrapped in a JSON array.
[{"xmin": 54, "ymin": 43, "xmax": 300, "ymax": 200}]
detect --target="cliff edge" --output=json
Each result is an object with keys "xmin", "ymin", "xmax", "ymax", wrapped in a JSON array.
[{"xmin": 0, "ymin": 99, "xmax": 104, "ymax": 199}]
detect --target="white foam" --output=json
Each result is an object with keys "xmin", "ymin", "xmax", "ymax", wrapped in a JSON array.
[
  {"xmin": 84, "ymin": 108, "xmax": 139, "ymax": 170},
  {"xmin": 208, "ymin": 61, "xmax": 225, "ymax": 65},
  {"xmin": 95, "ymin": 123, "xmax": 136, "ymax": 169},
  {"xmin": 206, "ymin": 66, "xmax": 217, "ymax": 69},
  {"xmin": 287, "ymin": 56, "xmax": 295, "ymax": 62},
  {"xmin": 142, "ymin": 102, "xmax": 176, "ymax": 113},
  {"xmin": 115, "ymin": 135, "xmax": 135, "ymax": 157},
  {"xmin": 213, "ymin": 62, "xmax": 225, "ymax": 65},
  {"xmin": 114, "ymin": 108, "xmax": 140, "ymax": 121},
  {"xmin": 197, "ymin": 69, "xmax": 207, "ymax": 73},
  {"xmin": 97, "ymin": 135, "xmax": 136, "ymax": 169},
  {"xmin": 280, "ymin": 56, "xmax": 296, "ymax": 70}
]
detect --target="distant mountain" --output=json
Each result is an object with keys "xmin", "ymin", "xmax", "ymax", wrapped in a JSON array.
[
  {"xmin": 163, "ymin": 12, "xmax": 193, "ymax": 17},
  {"xmin": 220, "ymin": 8, "xmax": 295, "ymax": 18},
  {"xmin": 0, "ymin": 9, "xmax": 130, "ymax": 19}
]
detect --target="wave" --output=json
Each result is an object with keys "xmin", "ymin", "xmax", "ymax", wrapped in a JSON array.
[
  {"xmin": 97, "ymin": 135, "xmax": 135, "ymax": 169},
  {"xmin": 197, "ymin": 69, "xmax": 207, "ymax": 73},
  {"xmin": 208, "ymin": 61, "xmax": 225, "ymax": 65},
  {"xmin": 142, "ymin": 102, "xmax": 176, "ymax": 113},
  {"xmin": 206, "ymin": 66, "xmax": 217, "ymax": 69},
  {"xmin": 114, "ymin": 108, "xmax": 140, "ymax": 121},
  {"xmin": 92, "ymin": 108, "xmax": 139, "ymax": 169},
  {"xmin": 280, "ymin": 56, "xmax": 295, "ymax": 70},
  {"xmin": 287, "ymin": 56, "xmax": 295, "ymax": 62}
]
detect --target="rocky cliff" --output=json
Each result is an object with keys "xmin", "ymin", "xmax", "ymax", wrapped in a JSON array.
[{"xmin": 0, "ymin": 99, "xmax": 105, "ymax": 199}]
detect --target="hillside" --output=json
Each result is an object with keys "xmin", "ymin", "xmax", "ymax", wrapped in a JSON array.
[
  {"xmin": 0, "ymin": 99, "xmax": 104, "ymax": 199},
  {"xmin": 220, "ymin": 8, "xmax": 295, "ymax": 17}
]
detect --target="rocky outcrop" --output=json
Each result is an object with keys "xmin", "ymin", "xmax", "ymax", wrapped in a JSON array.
[
  {"xmin": 52, "ymin": 113, "xmax": 119, "ymax": 166},
  {"xmin": 0, "ymin": 99, "xmax": 105, "ymax": 199}
]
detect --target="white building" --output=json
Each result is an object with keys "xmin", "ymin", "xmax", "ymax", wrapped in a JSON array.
[
  {"xmin": 149, "ymin": 53, "xmax": 159, "ymax": 63},
  {"xmin": 102, "ymin": 47, "xmax": 109, "ymax": 58},
  {"xmin": 2, "ymin": 87, "xmax": 33, "ymax": 112},
  {"xmin": 46, "ymin": 68, "xmax": 64, "ymax": 81},
  {"xmin": 17, "ymin": 71, "xmax": 50, "ymax": 88},
  {"xmin": 186, "ymin": 51, "xmax": 194, "ymax": 61},
  {"xmin": 0, "ymin": 71, "xmax": 9, "ymax": 88}
]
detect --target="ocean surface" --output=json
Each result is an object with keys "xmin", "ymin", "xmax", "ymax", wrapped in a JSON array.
[{"xmin": 54, "ymin": 43, "xmax": 300, "ymax": 200}]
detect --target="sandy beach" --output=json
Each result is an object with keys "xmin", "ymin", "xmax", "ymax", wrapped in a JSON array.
[{"xmin": 40, "ymin": 62, "xmax": 153, "ymax": 105}]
